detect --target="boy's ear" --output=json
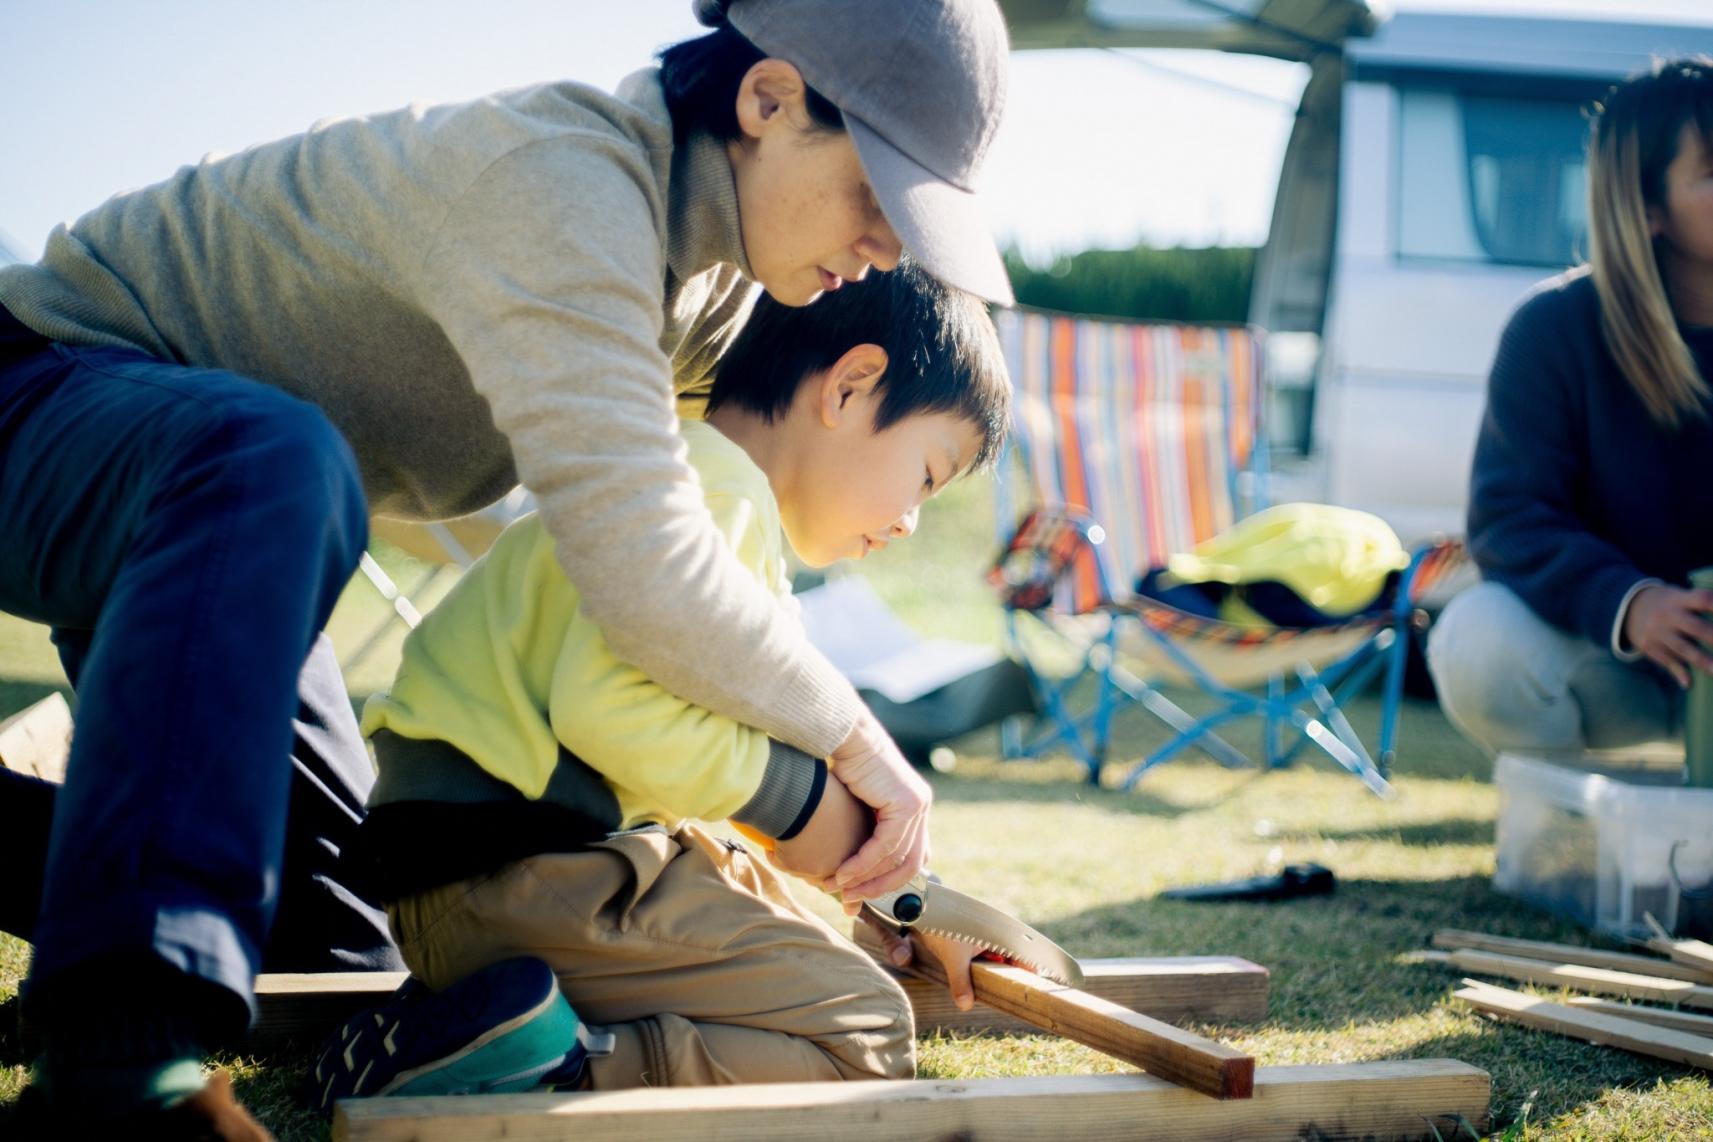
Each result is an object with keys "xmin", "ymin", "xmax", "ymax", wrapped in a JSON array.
[
  {"xmin": 734, "ymin": 58, "xmax": 811, "ymax": 142},
  {"xmin": 818, "ymin": 343, "xmax": 889, "ymax": 428},
  {"xmin": 1646, "ymin": 201, "xmax": 1668, "ymax": 238}
]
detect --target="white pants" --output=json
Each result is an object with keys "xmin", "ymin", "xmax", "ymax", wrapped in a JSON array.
[{"xmin": 1427, "ymin": 581, "xmax": 1682, "ymax": 756}]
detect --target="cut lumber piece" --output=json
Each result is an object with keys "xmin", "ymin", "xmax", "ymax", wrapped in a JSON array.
[
  {"xmin": 1642, "ymin": 912, "xmax": 1713, "ymax": 978},
  {"xmin": 899, "ymin": 948, "xmax": 1253, "ymax": 1098},
  {"xmin": 1432, "ymin": 928, "xmax": 1711, "ymax": 983},
  {"xmin": 1455, "ymin": 978, "xmax": 1713, "ymax": 1070},
  {"xmin": 333, "ymin": 1059, "xmax": 1491, "ymax": 1142},
  {"xmin": 848, "ymin": 917, "xmax": 1267, "ymax": 1031},
  {"xmin": 252, "ymin": 972, "xmax": 409, "ymax": 1053},
  {"xmin": 0, "ymin": 692, "xmax": 72, "ymax": 782},
  {"xmin": 894, "ymin": 954, "xmax": 1268, "ymax": 1034},
  {"xmin": 1568, "ymin": 997, "xmax": 1713, "ymax": 1036},
  {"xmin": 248, "ymin": 954, "xmax": 1269, "ymax": 1056},
  {"xmin": 1422, "ymin": 947, "xmax": 1713, "ymax": 1010}
]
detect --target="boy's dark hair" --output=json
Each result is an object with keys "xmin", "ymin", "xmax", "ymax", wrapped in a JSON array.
[
  {"xmin": 657, "ymin": 26, "xmax": 843, "ymax": 144},
  {"xmin": 707, "ymin": 260, "xmax": 1011, "ymax": 473}
]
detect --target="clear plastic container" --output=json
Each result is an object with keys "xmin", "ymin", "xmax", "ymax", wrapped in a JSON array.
[{"xmin": 1493, "ymin": 753, "xmax": 1713, "ymax": 940}]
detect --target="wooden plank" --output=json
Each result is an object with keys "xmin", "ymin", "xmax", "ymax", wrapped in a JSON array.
[
  {"xmin": 1432, "ymin": 928, "xmax": 1711, "ymax": 984},
  {"xmin": 849, "ymin": 917, "xmax": 1267, "ymax": 1032},
  {"xmin": 247, "ymin": 954, "xmax": 1268, "ymax": 1056},
  {"xmin": 0, "ymin": 692, "xmax": 72, "ymax": 782},
  {"xmin": 1455, "ymin": 979, "xmax": 1713, "ymax": 1070},
  {"xmin": 1568, "ymin": 997, "xmax": 1713, "ymax": 1036},
  {"xmin": 252, "ymin": 972, "xmax": 409, "ymax": 1053},
  {"xmin": 894, "ymin": 954, "xmax": 1269, "ymax": 1034},
  {"xmin": 1422, "ymin": 948, "xmax": 1713, "ymax": 1010},
  {"xmin": 898, "ymin": 950, "xmax": 1253, "ymax": 1099},
  {"xmin": 333, "ymin": 1059, "xmax": 1491, "ymax": 1142},
  {"xmin": 1642, "ymin": 913, "xmax": 1713, "ymax": 979}
]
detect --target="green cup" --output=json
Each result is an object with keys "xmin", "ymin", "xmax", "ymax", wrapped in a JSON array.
[{"xmin": 1687, "ymin": 567, "xmax": 1713, "ymax": 788}]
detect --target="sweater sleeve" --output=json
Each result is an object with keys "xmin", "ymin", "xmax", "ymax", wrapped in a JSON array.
[
  {"xmin": 1467, "ymin": 288, "xmax": 1648, "ymax": 646},
  {"xmin": 545, "ymin": 487, "xmax": 803, "ymax": 826},
  {"xmin": 415, "ymin": 138, "xmax": 860, "ymax": 758}
]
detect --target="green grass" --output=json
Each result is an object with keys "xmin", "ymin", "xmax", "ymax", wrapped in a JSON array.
[{"xmin": 1, "ymin": 478, "xmax": 1709, "ymax": 1139}]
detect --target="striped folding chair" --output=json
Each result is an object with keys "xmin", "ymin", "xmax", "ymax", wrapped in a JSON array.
[{"xmin": 991, "ymin": 307, "xmax": 1464, "ymax": 794}]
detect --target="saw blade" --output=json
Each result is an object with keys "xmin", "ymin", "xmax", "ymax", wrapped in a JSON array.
[{"xmin": 911, "ymin": 883, "xmax": 1085, "ymax": 987}]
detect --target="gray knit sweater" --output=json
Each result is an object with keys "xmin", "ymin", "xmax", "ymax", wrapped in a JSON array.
[{"xmin": 0, "ymin": 68, "xmax": 859, "ymax": 756}]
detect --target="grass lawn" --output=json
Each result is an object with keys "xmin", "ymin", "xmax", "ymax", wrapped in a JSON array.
[{"xmin": 2, "ymin": 477, "xmax": 1710, "ymax": 1139}]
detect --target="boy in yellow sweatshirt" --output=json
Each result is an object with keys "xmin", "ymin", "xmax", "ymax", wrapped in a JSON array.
[{"xmin": 317, "ymin": 261, "xmax": 1010, "ymax": 1104}]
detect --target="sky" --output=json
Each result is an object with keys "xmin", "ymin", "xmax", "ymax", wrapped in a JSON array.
[{"xmin": 3, "ymin": 0, "xmax": 1712, "ymax": 265}]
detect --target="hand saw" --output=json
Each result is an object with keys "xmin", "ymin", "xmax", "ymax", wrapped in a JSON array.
[{"xmin": 863, "ymin": 874, "xmax": 1084, "ymax": 987}]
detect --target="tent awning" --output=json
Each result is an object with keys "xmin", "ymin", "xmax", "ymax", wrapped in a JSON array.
[{"xmin": 999, "ymin": 0, "xmax": 1386, "ymax": 61}]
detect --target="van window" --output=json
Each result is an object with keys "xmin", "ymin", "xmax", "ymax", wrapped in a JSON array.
[{"xmin": 1397, "ymin": 88, "xmax": 1589, "ymax": 268}]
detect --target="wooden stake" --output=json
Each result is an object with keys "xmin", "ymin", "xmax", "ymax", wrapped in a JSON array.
[
  {"xmin": 248, "ymin": 955, "xmax": 1270, "ymax": 1057},
  {"xmin": 1455, "ymin": 978, "xmax": 1713, "ymax": 1070},
  {"xmin": 1642, "ymin": 913, "xmax": 1713, "ymax": 979},
  {"xmin": 1421, "ymin": 947, "xmax": 1713, "ymax": 1010},
  {"xmin": 898, "ymin": 949, "xmax": 1254, "ymax": 1099},
  {"xmin": 333, "ymin": 1059, "xmax": 1490, "ymax": 1142},
  {"xmin": 1432, "ymin": 928, "xmax": 1711, "ymax": 984},
  {"xmin": 1568, "ymin": 997, "xmax": 1713, "ymax": 1037},
  {"xmin": 0, "ymin": 693, "xmax": 72, "ymax": 783}
]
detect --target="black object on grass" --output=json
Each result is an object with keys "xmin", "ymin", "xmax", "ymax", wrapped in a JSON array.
[{"xmin": 1161, "ymin": 863, "xmax": 1336, "ymax": 902}]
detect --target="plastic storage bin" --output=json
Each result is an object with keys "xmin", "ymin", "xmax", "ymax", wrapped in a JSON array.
[{"xmin": 1493, "ymin": 753, "xmax": 1713, "ymax": 940}]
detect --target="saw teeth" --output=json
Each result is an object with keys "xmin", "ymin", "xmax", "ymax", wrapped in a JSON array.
[{"xmin": 914, "ymin": 926, "xmax": 1076, "ymax": 984}]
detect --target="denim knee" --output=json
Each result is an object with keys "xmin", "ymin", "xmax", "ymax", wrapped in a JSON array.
[{"xmin": 206, "ymin": 389, "xmax": 369, "ymax": 570}]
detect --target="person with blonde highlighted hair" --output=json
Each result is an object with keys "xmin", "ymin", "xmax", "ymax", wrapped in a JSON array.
[{"xmin": 1430, "ymin": 56, "xmax": 1713, "ymax": 759}]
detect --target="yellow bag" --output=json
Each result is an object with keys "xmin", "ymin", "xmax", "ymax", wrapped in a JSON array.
[{"xmin": 1157, "ymin": 503, "xmax": 1408, "ymax": 628}]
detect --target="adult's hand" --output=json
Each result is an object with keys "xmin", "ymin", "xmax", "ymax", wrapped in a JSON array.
[
  {"xmin": 823, "ymin": 705, "xmax": 931, "ymax": 905},
  {"xmin": 1622, "ymin": 582, "xmax": 1713, "ymax": 688}
]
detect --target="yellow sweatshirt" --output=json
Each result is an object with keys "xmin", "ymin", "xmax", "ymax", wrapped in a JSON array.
[{"xmin": 363, "ymin": 419, "xmax": 791, "ymax": 831}]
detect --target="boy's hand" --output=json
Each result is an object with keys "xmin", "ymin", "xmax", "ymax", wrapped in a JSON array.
[
  {"xmin": 771, "ymin": 768, "xmax": 871, "ymax": 885},
  {"xmin": 825, "ymin": 706, "xmax": 932, "ymax": 903},
  {"xmin": 857, "ymin": 911, "xmax": 978, "ymax": 1012}
]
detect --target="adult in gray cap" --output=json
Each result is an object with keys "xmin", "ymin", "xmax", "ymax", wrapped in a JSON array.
[{"xmin": 0, "ymin": 0, "xmax": 1011, "ymax": 1133}]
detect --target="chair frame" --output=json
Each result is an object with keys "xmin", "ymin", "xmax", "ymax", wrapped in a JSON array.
[{"xmin": 991, "ymin": 305, "xmax": 1462, "ymax": 794}]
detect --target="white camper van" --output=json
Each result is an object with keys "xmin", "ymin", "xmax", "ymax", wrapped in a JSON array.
[{"xmin": 1002, "ymin": 1, "xmax": 1713, "ymax": 542}]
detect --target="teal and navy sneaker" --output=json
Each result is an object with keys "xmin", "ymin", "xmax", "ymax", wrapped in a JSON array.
[{"xmin": 302, "ymin": 956, "xmax": 586, "ymax": 1116}]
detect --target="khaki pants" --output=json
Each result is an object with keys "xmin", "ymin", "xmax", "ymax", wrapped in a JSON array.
[{"xmin": 386, "ymin": 823, "xmax": 915, "ymax": 1088}]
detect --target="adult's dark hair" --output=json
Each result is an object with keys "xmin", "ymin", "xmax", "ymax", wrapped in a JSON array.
[
  {"xmin": 657, "ymin": 25, "xmax": 843, "ymax": 144},
  {"xmin": 707, "ymin": 260, "xmax": 1011, "ymax": 473},
  {"xmin": 1588, "ymin": 55, "xmax": 1713, "ymax": 428}
]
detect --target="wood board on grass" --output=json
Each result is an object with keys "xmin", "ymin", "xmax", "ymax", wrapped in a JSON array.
[
  {"xmin": 1642, "ymin": 913, "xmax": 1713, "ymax": 979},
  {"xmin": 1432, "ymin": 928, "xmax": 1712, "ymax": 984},
  {"xmin": 249, "ymin": 953, "xmax": 1270, "ymax": 1056},
  {"xmin": 1456, "ymin": 979, "xmax": 1713, "ymax": 1071},
  {"xmin": 1568, "ymin": 997, "xmax": 1713, "ymax": 1036},
  {"xmin": 332, "ymin": 1059, "xmax": 1491, "ymax": 1142},
  {"xmin": 1418, "ymin": 948, "xmax": 1713, "ymax": 1010},
  {"xmin": 897, "ymin": 944, "xmax": 1253, "ymax": 1099},
  {"xmin": 0, "ymin": 693, "xmax": 71, "ymax": 782}
]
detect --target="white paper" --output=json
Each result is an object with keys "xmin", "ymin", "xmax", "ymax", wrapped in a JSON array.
[{"xmin": 796, "ymin": 577, "xmax": 1000, "ymax": 704}]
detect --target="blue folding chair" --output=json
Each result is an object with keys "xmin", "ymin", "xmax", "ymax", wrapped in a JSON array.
[{"xmin": 990, "ymin": 308, "xmax": 1464, "ymax": 794}]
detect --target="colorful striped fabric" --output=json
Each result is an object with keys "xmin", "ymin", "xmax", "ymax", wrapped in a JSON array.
[{"xmin": 996, "ymin": 308, "xmax": 1264, "ymax": 614}]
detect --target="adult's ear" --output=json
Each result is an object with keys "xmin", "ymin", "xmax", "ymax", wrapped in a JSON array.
[
  {"xmin": 818, "ymin": 343, "xmax": 890, "ymax": 428},
  {"xmin": 734, "ymin": 58, "xmax": 812, "ymax": 142}
]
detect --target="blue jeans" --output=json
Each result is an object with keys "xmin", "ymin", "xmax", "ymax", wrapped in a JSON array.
[{"xmin": 0, "ymin": 310, "xmax": 399, "ymax": 1035}]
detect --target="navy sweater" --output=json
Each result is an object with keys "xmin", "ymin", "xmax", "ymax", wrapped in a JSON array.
[{"xmin": 1469, "ymin": 267, "xmax": 1713, "ymax": 649}]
